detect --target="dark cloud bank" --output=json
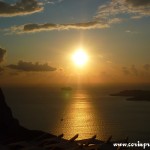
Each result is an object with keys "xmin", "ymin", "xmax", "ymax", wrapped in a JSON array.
[
  {"xmin": 126, "ymin": 0, "xmax": 150, "ymax": 7},
  {"xmin": 10, "ymin": 21, "xmax": 109, "ymax": 34},
  {"xmin": 0, "ymin": 0, "xmax": 43, "ymax": 17},
  {"xmin": 7, "ymin": 60, "xmax": 57, "ymax": 72}
]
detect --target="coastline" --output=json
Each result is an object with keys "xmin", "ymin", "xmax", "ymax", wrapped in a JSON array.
[{"xmin": 110, "ymin": 90, "xmax": 150, "ymax": 101}]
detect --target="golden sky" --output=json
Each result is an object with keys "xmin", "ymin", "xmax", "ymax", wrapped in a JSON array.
[{"xmin": 0, "ymin": 0, "xmax": 150, "ymax": 86}]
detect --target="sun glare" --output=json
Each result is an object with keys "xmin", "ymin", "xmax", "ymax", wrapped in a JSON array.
[{"xmin": 72, "ymin": 48, "xmax": 88, "ymax": 67}]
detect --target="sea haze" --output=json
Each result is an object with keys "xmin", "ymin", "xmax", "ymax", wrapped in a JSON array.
[{"xmin": 2, "ymin": 84, "xmax": 150, "ymax": 142}]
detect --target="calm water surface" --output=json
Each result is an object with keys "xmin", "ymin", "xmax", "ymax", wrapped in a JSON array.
[{"xmin": 3, "ymin": 85, "xmax": 150, "ymax": 141}]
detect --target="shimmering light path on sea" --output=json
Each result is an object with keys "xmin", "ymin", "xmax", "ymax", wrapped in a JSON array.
[{"xmin": 52, "ymin": 89, "xmax": 105, "ymax": 140}]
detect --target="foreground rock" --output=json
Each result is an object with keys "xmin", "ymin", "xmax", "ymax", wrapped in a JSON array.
[
  {"xmin": 0, "ymin": 88, "xmax": 55, "ymax": 144},
  {"xmin": 110, "ymin": 90, "xmax": 150, "ymax": 101}
]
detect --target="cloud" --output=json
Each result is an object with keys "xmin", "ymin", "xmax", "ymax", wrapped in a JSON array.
[
  {"xmin": 95, "ymin": 0, "xmax": 150, "ymax": 21},
  {"xmin": 8, "ymin": 21, "xmax": 109, "ymax": 34},
  {"xmin": 126, "ymin": 30, "xmax": 131, "ymax": 33},
  {"xmin": 125, "ymin": 30, "xmax": 138, "ymax": 34},
  {"xmin": 3, "ymin": 0, "xmax": 149, "ymax": 34},
  {"xmin": 143, "ymin": 64, "xmax": 150, "ymax": 71},
  {"xmin": 131, "ymin": 65, "xmax": 138, "ymax": 76},
  {"xmin": 41, "ymin": 0, "xmax": 63, "ymax": 5},
  {"xmin": 122, "ymin": 67, "xmax": 130, "ymax": 75},
  {"xmin": 125, "ymin": 0, "xmax": 150, "ymax": 7},
  {"xmin": 122, "ymin": 65, "xmax": 138, "ymax": 76},
  {"xmin": 0, "ymin": 0, "xmax": 43, "ymax": 17},
  {"xmin": 0, "ymin": 47, "xmax": 6, "ymax": 63},
  {"xmin": 7, "ymin": 60, "xmax": 57, "ymax": 72}
]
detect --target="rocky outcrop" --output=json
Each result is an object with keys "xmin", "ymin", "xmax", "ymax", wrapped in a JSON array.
[
  {"xmin": 0, "ymin": 88, "xmax": 20, "ymax": 135},
  {"xmin": 0, "ymin": 88, "xmax": 55, "ymax": 144}
]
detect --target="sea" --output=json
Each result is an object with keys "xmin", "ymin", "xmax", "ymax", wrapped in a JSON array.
[{"xmin": 2, "ymin": 84, "xmax": 150, "ymax": 142}]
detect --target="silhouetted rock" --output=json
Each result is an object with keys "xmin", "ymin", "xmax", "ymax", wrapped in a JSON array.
[
  {"xmin": 110, "ymin": 90, "xmax": 150, "ymax": 101},
  {"xmin": 0, "ymin": 88, "xmax": 20, "ymax": 134},
  {"xmin": 0, "ymin": 88, "xmax": 55, "ymax": 144}
]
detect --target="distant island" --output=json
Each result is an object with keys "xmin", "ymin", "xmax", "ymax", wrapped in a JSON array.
[{"xmin": 110, "ymin": 90, "xmax": 150, "ymax": 101}]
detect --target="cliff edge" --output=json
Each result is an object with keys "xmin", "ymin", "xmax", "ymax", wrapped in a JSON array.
[{"xmin": 0, "ymin": 88, "xmax": 55, "ymax": 144}]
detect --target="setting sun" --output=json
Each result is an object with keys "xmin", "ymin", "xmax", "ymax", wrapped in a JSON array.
[{"xmin": 72, "ymin": 48, "xmax": 88, "ymax": 67}]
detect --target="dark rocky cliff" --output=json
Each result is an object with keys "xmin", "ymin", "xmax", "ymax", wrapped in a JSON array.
[
  {"xmin": 0, "ymin": 88, "xmax": 20, "ymax": 135},
  {"xmin": 0, "ymin": 88, "xmax": 55, "ymax": 144}
]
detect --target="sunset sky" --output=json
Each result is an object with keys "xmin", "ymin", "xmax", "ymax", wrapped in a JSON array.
[{"xmin": 0, "ymin": 0, "xmax": 150, "ymax": 86}]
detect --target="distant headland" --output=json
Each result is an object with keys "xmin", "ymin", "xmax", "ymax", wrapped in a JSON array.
[{"xmin": 110, "ymin": 90, "xmax": 150, "ymax": 101}]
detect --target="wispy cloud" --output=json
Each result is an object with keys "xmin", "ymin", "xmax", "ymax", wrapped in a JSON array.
[
  {"xmin": 95, "ymin": 0, "xmax": 150, "ymax": 20},
  {"xmin": 8, "ymin": 21, "xmax": 110, "ymax": 34},
  {"xmin": 0, "ymin": 0, "xmax": 43, "ymax": 17},
  {"xmin": 131, "ymin": 65, "xmax": 138, "ymax": 76},
  {"xmin": 122, "ymin": 64, "xmax": 150, "ymax": 77},
  {"xmin": 2, "ymin": 0, "xmax": 149, "ymax": 34},
  {"xmin": 122, "ymin": 65, "xmax": 139, "ymax": 76},
  {"xmin": 41, "ymin": 0, "xmax": 63, "ymax": 5},
  {"xmin": 122, "ymin": 67, "xmax": 130, "ymax": 75},
  {"xmin": 126, "ymin": 0, "xmax": 150, "ymax": 7},
  {"xmin": 143, "ymin": 64, "xmax": 150, "ymax": 71},
  {"xmin": 0, "ymin": 47, "xmax": 6, "ymax": 63},
  {"xmin": 125, "ymin": 29, "xmax": 139, "ymax": 34},
  {"xmin": 7, "ymin": 60, "xmax": 57, "ymax": 72}
]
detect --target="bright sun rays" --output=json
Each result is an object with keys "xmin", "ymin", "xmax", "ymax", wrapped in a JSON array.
[{"xmin": 72, "ymin": 48, "xmax": 89, "ymax": 67}]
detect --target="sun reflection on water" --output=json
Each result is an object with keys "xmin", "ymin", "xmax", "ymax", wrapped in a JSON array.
[{"xmin": 53, "ymin": 90, "xmax": 105, "ymax": 140}]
